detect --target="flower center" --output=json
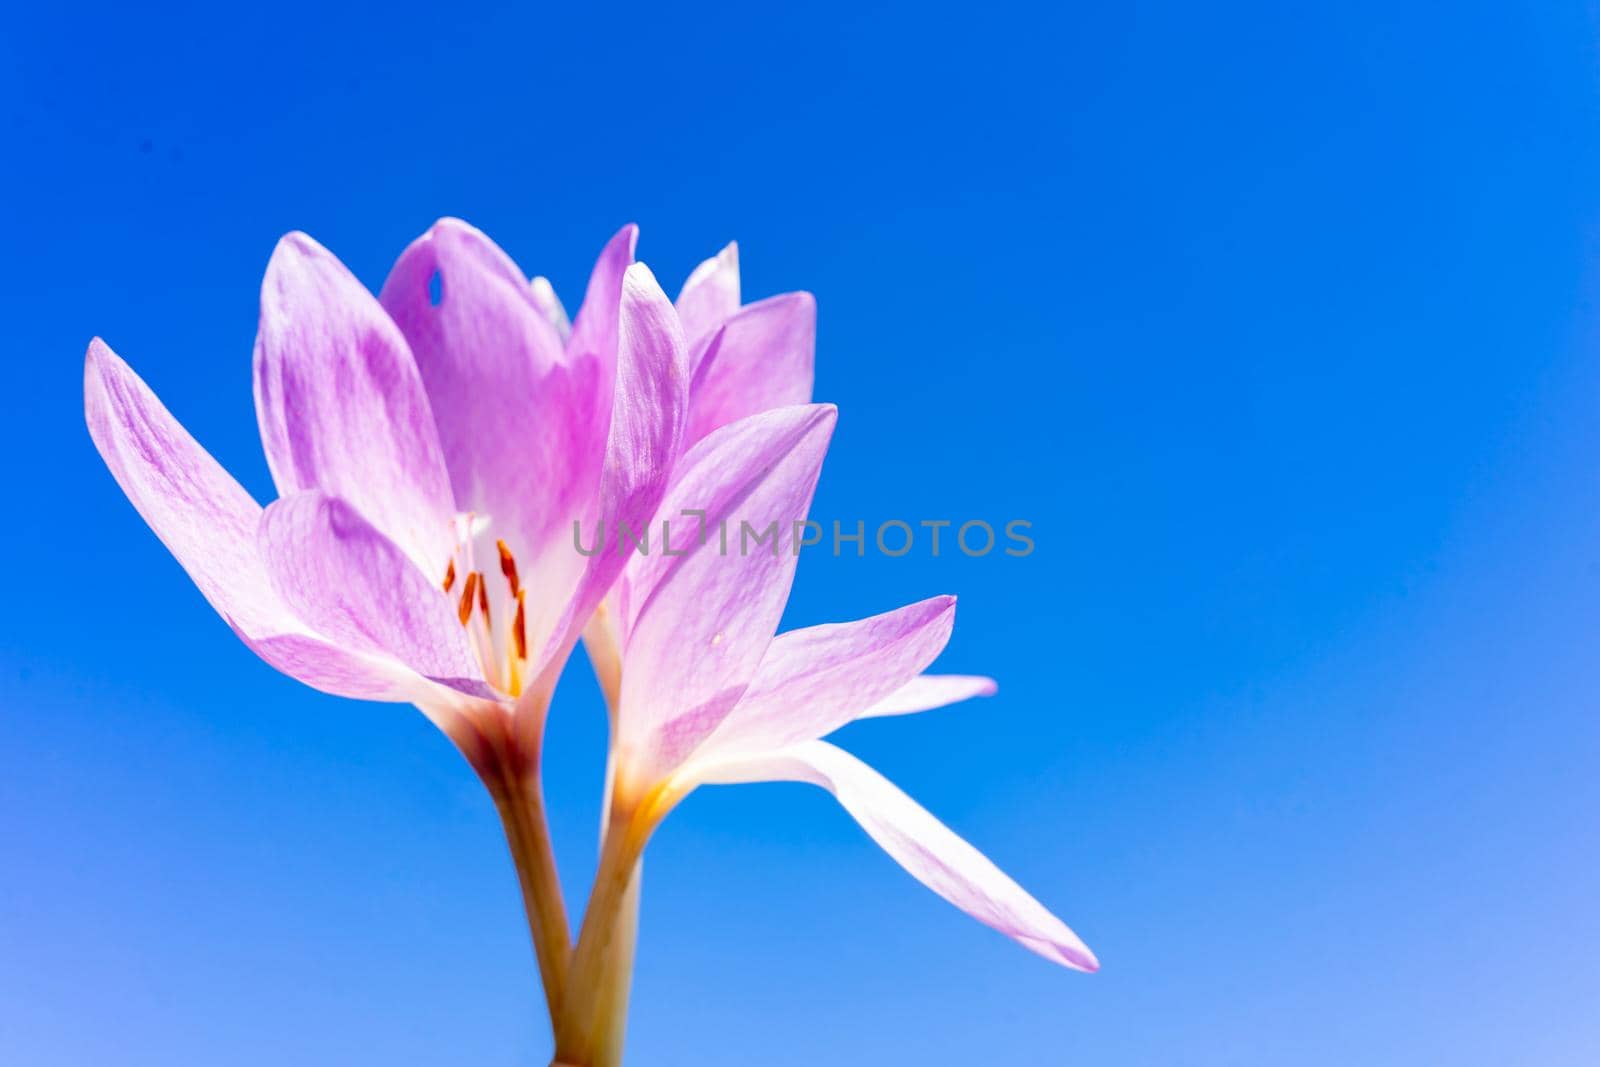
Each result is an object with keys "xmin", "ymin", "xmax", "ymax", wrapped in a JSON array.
[{"xmin": 443, "ymin": 514, "xmax": 529, "ymax": 697}]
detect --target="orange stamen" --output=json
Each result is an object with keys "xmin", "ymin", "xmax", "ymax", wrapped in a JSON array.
[
  {"xmin": 476, "ymin": 569, "xmax": 490, "ymax": 621},
  {"xmin": 442, "ymin": 559, "xmax": 456, "ymax": 593},
  {"xmin": 497, "ymin": 539, "xmax": 520, "ymax": 597},
  {"xmin": 458, "ymin": 572, "xmax": 479, "ymax": 625},
  {"xmin": 512, "ymin": 589, "xmax": 527, "ymax": 660}
]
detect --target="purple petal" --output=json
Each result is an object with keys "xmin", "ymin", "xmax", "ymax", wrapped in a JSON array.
[
  {"xmin": 858, "ymin": 675, "xmax": 998, "ymax": 718},
  {"xmin": 686, "ymin": 292, "xmax": 816, "ymax": 445},
  {"xmin": 84, "ymin": 339, "xmax": 423, "ymax": 701},
  {"xmin": 253, "ymin": 232, "xmax": 456, "ymax": 576},
  {"xmin": 692, "ymin": 741, "xmax": 1098, "ymax": 972},
  {"xmin": 566, "ymin": 224, "xmax": 638, "ymax": 372},
  {"xmin": 529, "ymin": 275, "xmax": 572, "ymax": 342},
  {"xmin": 380, "ymin": 220, "xmax": 607, "ymax": 665},
  {"xmin": 617, "ymin": 404, "xmax": 837, "ymax": 784},
  {"xmin": 245, "ymin": 633, "xmax": 424, "ymax": 701},
  {"xmin": 675, "ymin": 241, "xmax": 739, "ymax": 348},
  {"xmin": 257, "ymin": 491, "xmax": 491, "ymax": 698},
  {"xmin": 539, "ymin": 263, "xmax": 690, "ymax": 682},
  {"xmin": 699, "ymin": 596, "xmax": 959, "ymax": 756}
]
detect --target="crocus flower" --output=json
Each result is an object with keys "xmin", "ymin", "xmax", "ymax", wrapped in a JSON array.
[
  {"xmin": 85, "ymin": 219, "xmax": 689, "ymax": 1021},
  {"xmin": 86, "ymin": 222, "xmax": 1092, "ymax": 1067},
  {"xmin": 575, "ymin": 236, "xmax": 972, "ymax": 710},
  {"xmin": 551, "ymin": 403, "xmax": 1096, "ymax": 1065}
]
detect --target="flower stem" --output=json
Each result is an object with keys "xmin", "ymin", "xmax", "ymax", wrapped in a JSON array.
[
  {"xmin": 574, "ymin": 612, "xmax": 642, "ymax": 1067},
  {"xmin": 589, "ymin": 860, "xmax": 641, "ymax": 1067},
  {"xmin": 481, "ymin": 742, "xmax": 572, "ymax": 1030},
  {"xmin": 553, "ymin": 805, "xmax": 650, "ymax": 1065}
]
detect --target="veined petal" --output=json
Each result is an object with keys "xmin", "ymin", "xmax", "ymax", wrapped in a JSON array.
[
  {"xmin": 534, "ymin": 262, "xmax": 688, "ymax": 681},
  {"xmin": 690, "ymin": 741, "xmax": 1098, "ymax": 972},
  {"xmin": 253, "ymin": 232, "xmax": 456, "ymax": 576},
  {"xmin": 380, "ymin": 220, "xmax": 606, "ymax": 657},
  {"xmin": 243, "ymin": 635, "xmax": 414, "ymax": 700},
  {"xmin": 617, "ymin": 404, "xmax": 837, "ymax": 785},
  {"xmin": 675, "ymin": 240, "xmax": 739, "ymax": 348},
  {"xmin": 258, "ymin": 491, "xmax": 492, "ymax": 698},
  {"xmin": 697, "ymin": 596, "xmax": 958, "ymax": 757},
  {"xmin": 685, "ymin": 292, "xmax": 816, "ymax": 445},
  {"xmin": 859, "ymin": 674, "xmax": 999, "ymax": 719},
  {"xmin": 84, "ymin": 339, "xmax": 428, "ymax": 702}
]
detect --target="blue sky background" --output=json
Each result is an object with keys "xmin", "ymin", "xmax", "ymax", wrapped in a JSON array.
[{"xmin": 5, "ymin": 1, "xmax": 1600, "ymax": 1063}]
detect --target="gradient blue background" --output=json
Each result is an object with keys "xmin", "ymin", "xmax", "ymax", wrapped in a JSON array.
[{"xmin": 5, "ymin": 2, "xmax": 1599, "ymax": 1063}]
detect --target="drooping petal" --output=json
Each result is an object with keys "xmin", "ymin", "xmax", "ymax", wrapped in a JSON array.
[
  {"xmin": 257, "ymin": 490, "xmax": 492, "ymax": 698},
  {"xmin": 380, "ymin": 220, "xmax": 606, "ymax": 657},
  {"xmin": 697, "ymin": 596, "xmax": 959, "ymax": 757},
  {"xmin": 858, "ymin": 675, "xmax": 998, "ymax": 719},
  {"xmin": 533, "ymin": 262, "xmax": 689, "ymax": 682},
  {"xmin": 616, "ymin": 404, "xmax": 837, "ymax": 785},
  {"xmin": 253, "ymin": 232, "xmax": 456, "ymax": 576},
  {"xmin": 690, "ymin": 741, "xmax": 1098, "ymax": 972},
  {"xmin": 675, "ymin": 241, "xmax": 739, "ymax": 348},
  {"xmin": 685, "ymin": 292, "xmax": 816, "ymax": 445},
  {"xmin": 84, "ymin": 339, "xmax": 426, "ymax": 701},
  {"xmin": 529, "ymin": 275, "xmax": 572, "ymax": 341}
]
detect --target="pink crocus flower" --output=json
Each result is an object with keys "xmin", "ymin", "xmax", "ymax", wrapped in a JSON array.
[
  {"xmin": 85, "ymin": 219, "xmax": 689, "ymax": 1022},
  {"xmin": 549, "ymin": 402, "xmax": 1096, "ymax": 1065},
  {"xmin": 87, "ymin": 222, "xmax": 1093, "ymax": 1067},
  {"xmin": 570, "ymin": 235, "xmax": 979, "ymax": 707},
  {"xmin": 574, "ymin": 234, "xmax": 1012, "ymax": 790}
]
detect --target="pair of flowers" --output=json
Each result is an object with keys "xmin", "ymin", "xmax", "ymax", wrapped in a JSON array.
[{"xmin": 85, "ymin": 219, "xmax": 1095, "ymax": 1065}]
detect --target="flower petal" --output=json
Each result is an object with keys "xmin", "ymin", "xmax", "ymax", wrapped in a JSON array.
[
  {"xmin": 690, "ymin": 741, "xmax": 1098, "ymax": 972},
  {"xmin": 675, "ymin": 241, "xmax": 740, "ymax": 349},
  {"xmin": 245, "ymin": 633, "xmax": 425, "ymax": 701},
  {"xmin": 697, "ymin": 596, "xmax": 959, "ymax": 757},
  {"xmin": 529, "ymin": 275, "xmax": 572, "ymax": 342},
  {"xmin": 532, "ymin": 262, "xmax": 689, "ymax": 684},
  {"xmin": 858, "ymin": 675, "xmax": 999, "ymax": 719},
  {"xmin": 380, "ymin": 220, "xmax": 607, "ymax": 663},
  {"xmin": 84, "ymin": 339, "xmax": 424, "ymax": 701},
  {"xmin": 617, "ymin": 404, "xmax": 837, "ymax": 784},
  {"xmin": 685, "ymin": 292, "xmax": 816, "ymax": 445},
  {"xmin": 253, "ymin": 232, "xmax": 456, "ymax": 576},
  {"xmin": 566, "ymin": 224, "xmax": 638, "ymax": 371},
  {"xmin": 257, "ymin": 490, "xmax": 492, "ymax": 698}
]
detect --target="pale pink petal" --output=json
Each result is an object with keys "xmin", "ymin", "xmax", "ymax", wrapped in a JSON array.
[
  {"xmin": 685, "ymin": 292, "xmax": 816, "ymax": 445},
  {"xmin": 380, "ymin": 220, "xmax": 607, "ymax": 662},
  {"xmin": 690, "ymin": 741, "xmax": 1098, "ymax": 972},
  {"xmin": 253, "ymin": 232, "xmax": 456, "ymax": 576},
  {"xmin": 698, "ymin": 596, "xmax": 959, "ymax": 757},
  {"xmin": 532, "ymin": 263, "xmax": 688, "ymax": 684},
  {"xmin": 257, "ymin": 491, "xmax": 492, "ymax": 698},
  {"xmin": 858, "ymin": 675, "xmax": 999, "ymax": 719},
  {"xmin": 243, "ymin": 634, "xmax": 425, "ymax": 701},
  {"xmin": 529, "ymin": 275, "xmax": 572, "ymax": 342},
  {"xmin": 675, "ymin": 241, "xmax": 739, "ymax": 348},
  {"xmin": 84, "ymin": 339, "xmax": 424, "ymax": 701},
  {"xmin": 617, "ymin": 404, "xmax": 837, "ymax": 783},
  {"xmin": 565, "ymin": 224, "xmax": 638, "ymax": 372}
]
